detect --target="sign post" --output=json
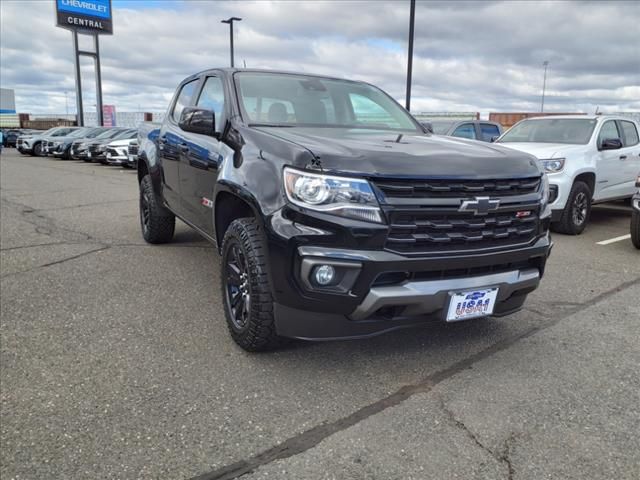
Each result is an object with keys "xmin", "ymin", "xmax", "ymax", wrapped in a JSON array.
[{"xmin": 55, "ymin": 0, "xmax": 113, "ymax": 126}]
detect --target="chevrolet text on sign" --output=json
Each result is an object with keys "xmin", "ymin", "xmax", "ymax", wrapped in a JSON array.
[{"xmin": 55, "ymin": 0, "xmax": 113, "ymax": 34}]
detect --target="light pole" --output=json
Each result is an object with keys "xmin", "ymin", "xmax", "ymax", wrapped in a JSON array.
[
  {"xmin": 405, "ymin": 0, "xmax": 416, "ymax": 111},
  {"xmin": 541, "ymin": 60, "xmax": 549, "ymax": 113},
  {"xmin": 64, "ymin": 91, "xmax": 69, "ymax": 116},
  {"xmin": 221, "ymin": 17, "xmax": 242, "ymax": 68}
]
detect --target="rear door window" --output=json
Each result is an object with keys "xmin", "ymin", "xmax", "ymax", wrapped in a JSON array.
[
  {"xmin": 452, "ymin": 123, "xmax": 476, "ymax": 139},
  {"xmin": 479, "ymin": 123, "xmax": 500, "ymax": 142}
]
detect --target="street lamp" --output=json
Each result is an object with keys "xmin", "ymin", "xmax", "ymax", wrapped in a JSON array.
[
  {"xmin": 221, "ymin": 17, "xmax": 242, "ymax": 68},
  {"xmin": 541, "ymin": 60, "xmax": 549, "ymax": 113},
  {"xmin": 405, "ymin": 0, "xmax": 416, "ymax": 111}
]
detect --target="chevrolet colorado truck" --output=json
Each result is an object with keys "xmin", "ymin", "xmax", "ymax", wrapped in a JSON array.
[
  {"xmin": 137, "ymin": 69, "xmax": 552, "ymax": 351},
  {"xmin": 497, "ymin": 115, "xmax": 640, "ymax": 235}
]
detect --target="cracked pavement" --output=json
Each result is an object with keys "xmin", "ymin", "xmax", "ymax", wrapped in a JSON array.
[{"xmin": 1, "ymin": 151, "xmax": 639, "ymax": 479}]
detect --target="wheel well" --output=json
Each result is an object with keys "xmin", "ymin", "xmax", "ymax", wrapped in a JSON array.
[
  {"xmin": 137, "ymin": 160, "xmax": 148, "ymax": 184},
  {"xmin": 575, "ymin": 172, "xmax": 596, "ymax": 196},
  {"xmin": 215, "ymin": 192, "xmax": 254, "ymax": 247}
]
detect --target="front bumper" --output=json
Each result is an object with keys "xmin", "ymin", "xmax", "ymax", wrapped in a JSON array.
[
  {"xmin": 270, "ymin": 233, "xmax": 551, "ymax": 340},
  {"xmin": 105, "ymin": 153, "xmax": 127, "ymax": 165}
]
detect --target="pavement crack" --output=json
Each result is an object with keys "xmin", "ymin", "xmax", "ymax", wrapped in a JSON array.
[
  {"xmin": 438, "ymin": 396, "xmax": 518, "ymax": 479},
  {"xmin": 37, "ymin": 198, "xmax": 137, "ymax": 211},
  {"xmin": 189, "ymin": 277, "xmax": 640, "ymax": 480},
  {"xmin": 499, "ymin": 433, "xmax": 517, "ymax": 480},
  {"xmin": 1, "ymin": 246, "xmax": 110, "ymax": 278}
]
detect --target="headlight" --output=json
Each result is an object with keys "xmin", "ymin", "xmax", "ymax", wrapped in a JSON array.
[
  {"xmin": 540, "ymin": 158, "xmax": 565, "ymax": 173},
  {"xmin": 284, "ymin": 167, "xmax": 383, "ymax": 223},
  {"xmin": 540, "ymin": 173, "xmax": 551, "ymax": 215}
]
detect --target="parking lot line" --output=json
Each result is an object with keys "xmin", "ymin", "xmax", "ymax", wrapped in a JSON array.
[{"xmin": 597, "ymin": 234, "xmax": 631, "ymax": 245}]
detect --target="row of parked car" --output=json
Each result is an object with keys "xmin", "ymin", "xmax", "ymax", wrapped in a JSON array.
[{"xmin": 13, "ymin": 126, "xmax": 138, "ymax": 167}]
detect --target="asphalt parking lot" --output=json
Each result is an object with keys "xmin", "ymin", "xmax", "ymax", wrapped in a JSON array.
[{"xmin": 1, "ymin": 149, "xmax": 639, "ymax": 480}]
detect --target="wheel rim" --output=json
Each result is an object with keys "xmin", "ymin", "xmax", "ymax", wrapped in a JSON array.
[
  {"xmin": 572, "ymin": 192, "xmax": 588, "ymax": 226},
  {"xmin": 34, "ymin": 144, "xmax": 41, "ymax": 155},
  {"xmin": 140, "ymin": 190, "xmax": 151, "ymax": 235},
  {"xmin": 224, "ymin": 242, "xmax": 251, "ymax": 330}
]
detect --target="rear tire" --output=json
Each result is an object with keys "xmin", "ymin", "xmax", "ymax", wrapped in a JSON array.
[
  {"xmin": 631, "ymin": 209, "xmax": 640, "ymax": 249},
  {"xmin": 221, "ymin": 218, "xmax": 284, "ymax": 352},
  {"xmin": 552, "ymin": 181, "xmax": 591, "ymax": 235},
  {"xmin": 139, "ymin": 174, "xmax": 175, "ymax": 244}
]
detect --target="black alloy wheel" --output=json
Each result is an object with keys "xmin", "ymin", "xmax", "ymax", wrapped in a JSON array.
[
  {"xmin": 220, "ymin": 218, "xmax": 283, "ymax": 351},
  {"xmin": 571, "ymin": 191, "xmax": 588, "ymax": 227},
  {"xmin": 552, "ymin": 181, "xmax": 591, "ymax": 235},
  {"xmin": 224, "ymin": 242, "xmax": 251, "ymax": 331}
]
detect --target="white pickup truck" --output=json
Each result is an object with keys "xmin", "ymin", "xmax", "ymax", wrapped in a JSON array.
[{"xmin": 497, "ymin": 115, "xmax": 640, "ymax": 234}]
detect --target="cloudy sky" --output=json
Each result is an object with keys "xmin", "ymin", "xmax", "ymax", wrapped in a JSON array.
[{"xmin": 1, "ymin": 0, "xmax": 638, "ymax": 116}]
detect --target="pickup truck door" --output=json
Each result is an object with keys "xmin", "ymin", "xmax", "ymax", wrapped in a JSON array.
[
  {"xmin": 158, "ymin": 79, "xmax": 198, "ymax": 214},
  {"xmin": 616, "ymin": 120, "xmax": 640, "ymax": 196},
  {"xmin": 179, "ymin": 75, "xmax": 226, "ymax": 234},
  {"xmin": 594, "ymin": 120, "xmax": 629, "ymax": 201}
]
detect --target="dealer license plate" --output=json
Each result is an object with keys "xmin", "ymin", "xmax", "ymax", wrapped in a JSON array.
[{"xmin": 446, "ymin": 287, "xmax": 499, "ymax": 322}]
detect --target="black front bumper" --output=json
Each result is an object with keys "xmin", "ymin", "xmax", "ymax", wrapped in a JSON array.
[{"xmin": 266, "ymin": 208, "xmax": 552, "ymax": 339}]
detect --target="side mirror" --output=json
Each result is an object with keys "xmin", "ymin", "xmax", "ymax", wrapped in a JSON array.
[
  {"xmin": 421, "ymin": 122, "xmax": 434, "ymax": 134},
  {"xmin": 600, "ymin": 138, "xmax": 622, "ymax": 150},
  {"xmin": 490, "ymin": 135, "xmax": 500, "ymax": 143},
  {"xmin": 179, "ymin": 107, "xmax": 216, "ymax": 137}
]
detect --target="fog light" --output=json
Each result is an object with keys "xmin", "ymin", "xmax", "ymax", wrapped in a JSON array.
[{"xmin": 313, "ymin": 265, "xmax": 335, "ymax": 286}]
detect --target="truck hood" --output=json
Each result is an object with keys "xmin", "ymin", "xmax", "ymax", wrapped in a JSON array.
[
  {"xmin": 496, "ymin": 142, "xmax": 586, "ymax": 159},
  {"xmin": 255, "ymin": 127, "xmax": 541, "ymax": 178}
]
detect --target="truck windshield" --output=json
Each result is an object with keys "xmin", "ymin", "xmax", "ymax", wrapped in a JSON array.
[
  {"xmin": 235, "ymin": 72, "xmax": 419, "ymax": 132},
  {"xmin": 499, "ymin": 118, "xmax": 597, "ymax": 145}
]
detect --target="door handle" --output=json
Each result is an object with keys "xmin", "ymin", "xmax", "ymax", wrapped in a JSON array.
[{"xmin": 619, "ymin": 155, "xmax": 627, "ymax": 160}]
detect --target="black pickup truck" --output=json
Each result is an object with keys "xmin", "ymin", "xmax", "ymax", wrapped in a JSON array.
[{"xmin": 137, "ymin": 69, "xmax": 552, "ymax": 351}]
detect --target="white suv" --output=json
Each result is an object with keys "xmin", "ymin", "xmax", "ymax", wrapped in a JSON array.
[{"xmin": 497, "ymin": 115, "xmax": 640, "ymax": 234}]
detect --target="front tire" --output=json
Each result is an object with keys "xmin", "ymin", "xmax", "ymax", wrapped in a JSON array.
[
  {"xmin": 221, "ymin": 218, "xmax": 283, "ymax": 352},
  {"xmin": 139, "ymin": 175, "xmax": 175, "ymax": 244},
  {"xmin": 33, "ymin": 142, "xmax": 44, "ymax": 157},
  {"xmin": 631, "ymin": 209, "xmax": 640, "ymax": 249},
  {"xmin": 552, "ymin": 181, "xmax": 591, "ymax": 235}
]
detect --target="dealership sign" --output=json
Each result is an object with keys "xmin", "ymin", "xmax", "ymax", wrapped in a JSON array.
[{"xmin": 56, "ymin": 0, "xmax": 113, "ymax": 34}]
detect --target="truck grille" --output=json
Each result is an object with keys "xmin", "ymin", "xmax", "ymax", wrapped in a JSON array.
[
  {"xmin": 375, "ymin": 177, "xmax": 540, "ymax": 198},
  {"xmin": 88, "ymin": 144, "xmax": 101, "ymax": 153},
  {"xmin": 374, "ymin": 177, "xmax": 542, "ymax": 254},
  {"xmin": 385, "ymin": 208, "xmax": 538, "ymax": 253}
]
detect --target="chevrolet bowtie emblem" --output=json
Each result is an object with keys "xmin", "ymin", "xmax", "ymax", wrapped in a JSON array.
[{"xmin": 459, "ymin": 196, "xmax": 500, "ymax": 216}]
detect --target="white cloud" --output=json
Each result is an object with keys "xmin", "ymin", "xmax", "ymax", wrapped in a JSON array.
[{"xmin": 0, "ymin": 0, "xmax": 638, "ymax": 115}]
